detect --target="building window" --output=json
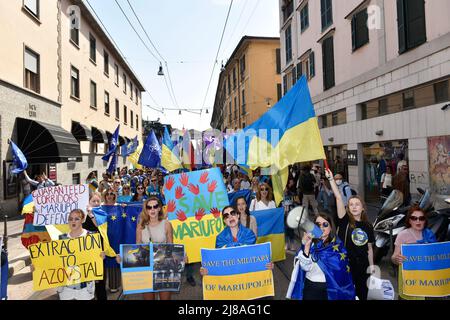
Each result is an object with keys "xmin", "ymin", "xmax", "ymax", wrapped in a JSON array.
[
  {"xmin": 403, "ymin": 90, "xmax": 415, "ymax": 109},
  {"xmin": 115, "ymin": 99, "xmax": 120, "ymax": 120},
  {"xmin": 89, "ymin": 33, "xmax": 96, "ymax": 63},
  {"xmin": 234, "ymin": 97, "xmax": 238, "ymax": 120},
  {"xmin": 123, "ymin": 74, "xmax": 127, "ymax": 94},
  {"xmin": 282, "ymin": 0, "xmax": 294, "ymax": 22},
  {"xmin": 300, "ymin": 3, "xmax": 309, "ymax": 32},
  {"xmin": 309, "ymin": 51, "xmax": 315, "ymax": 78},
  {"xmin": 321, "ymin": 114, "xmax": 328, "ymax": 128},
  {"xmin": 72, "ymin": 173, "xmax": 80, "ymax": 185},
  {"xmin": 130, "ymin": 110, "xmax": 134, "ymax": 128},
  {"xmin": 321, "ymin": 0, "xmax": 333, "ymax": 30},
  {"xmin": 124, "ymin": 105, "xmax": 128, "ymax": 124},
  {"xmin": 331, "ymin": 112, "xmax": 338, "ymax": 126},
  {"xmin": 434, "ymin": 80, "xmax": 449, "ymax": 103},
  {"xmin": 104, "ymin": 50, "xmax": 109, "ymax": 76},
  {"xmin": 285, "ymin": 25, "xmax": 292, "ymax": 63},
  {"xmin": 291, "ymin": 66, "xmax": 297, "ymax": 85},
  {"xmin": 114, "ymin": 64, "xmax": 119, "ymax": 85},
  {"xmin": 24, "ymin": 47, "xmax": 40, "ymax": 93},
  {"xmin": 397, "ymin": 0, "xmax": 426, "ymax": 54},
  {"xmin": 130, "ymin": 82, "xmax": 133, "ymax": 100},
  {"xmin": 229, "ymin": 101, "xmax": 232, "ymax": 123},
  {"xmin": 352, "ymin": 8, "xmax": 369, "ymax": 51},
  {"xmin": 241, "ymin": 90, "xmax": 246, "ymax": 114},
  {"xmin": 69, "ymin": 9, "xmax": 79, "ymax": 46},
  {"xmin": 233, "ymin": 68, "xmax": 237, "ymax": 89},
  {"xmin": 322, "ymin": 36, "xmax": 335, "ymax": 90},
  {"xmin": 227, "ymin": 75, "xmax": 231, "ymax": 94},
  {"xmin": 105, "ymin": 91, "xmax": 110, "ymax": 115},
  {"xmin": 240, "ymin": 55, "xmax": 246, "ymax": 80},
  {"xmin": 136, "ymin": 115, "xmax": 139, "ymax": 131},
  {"xmin": 275, "ymin": 48, "xmax": 281, "ymax": 74},
  {"xmin": 135, "ymin": 88, "xmax": 139, "ymax": 104},
  {"xmin": 283, "ymin": 75, "xmax": 288, "ymax": 95},
  {"xmin": 320, "ymin": 109, "xmax": 346, "ymax": 128},
  {"xmin": 277, "ymin": 83, "xmax": 282, "ymax": 101},
  {"xmin": 70, "ymin": 66, "xmax": 79, "ymax": 99},
  {"xmin": 90, "ymin": 80, "xmax": 97, "ymax": 109},
  {"xmin": 378, "ymin": 98, "xmax": 388, "ymax": 115},
  {"xmin": 24, "ymin": 0, "xmax": 39, "ymax": 18}
]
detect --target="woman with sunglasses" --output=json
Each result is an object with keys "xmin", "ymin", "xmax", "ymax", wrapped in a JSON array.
[
  {"xmin": 102, "ymin": 189, "xmax": 117, "ymax": 206},
  {"xmin": 132, "ymin": 184, "xmax": 148, "ymax": 202},
  {"xmin": 236, "ymin": 196, "xmax": 257, "ymax": 238},
  {"xmin": 325, "ymin": 168, "xmax": 374, "ymax": 301},
  {"xmin": 200, "ymin": 206, "xmax": 272, "ymax": 276},
  {"xmin": 56, "ymin": 209, "xmax": 105, "ymax": 300},
  {"xmin": 136, "ymin": 197, "xmax": 174, "ymax": 300},
  {"xmin": 287, "ymin": 213, "xmax": 355, "ymax": 300},
  {"xmin": 391, "ymin": 205, "xmax": 436, "ymax": 300},
  {"xmin": 117, "ymin": 184, "xmax": 132, "ymax": 202},
  {"xmin": 147, "ymin": 174, "xmax": 162, "ymax": 199},
  {"xmin": 249, "ymin": 183, "xmax": 276, "ymax": 211}
]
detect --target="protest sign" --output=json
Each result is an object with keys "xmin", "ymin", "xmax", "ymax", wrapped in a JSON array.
[
  {"xmin": 201, "ymin": 243, "xmax": 274, "ymax": 300},
  {"xmin": 32, "ymin": 184, "xmax": 89, "ymax": 226},
  {"xmin": 401, "ymin": 241, "xmax": 450, "ymax": 297},
  {"xmin": 120, "ymin": 243, "xmax": 185, "ymax": 294},
  {"xmin": 29, "ymin": 233, "xmax": 103, "ymax": 291},
  {"xmin": 164, "ymin": 168, "xmax": 228, "ymax": 263}
]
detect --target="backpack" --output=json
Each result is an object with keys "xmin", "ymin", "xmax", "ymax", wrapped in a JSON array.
[{"xmin": 344, "ymin": 185, "xmax": 357, "ymax": 196}]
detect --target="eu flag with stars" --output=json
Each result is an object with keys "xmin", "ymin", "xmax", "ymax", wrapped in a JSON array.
[{"xmin": 9, "ymin": 140, "xmax": 28, "ymax": 174}]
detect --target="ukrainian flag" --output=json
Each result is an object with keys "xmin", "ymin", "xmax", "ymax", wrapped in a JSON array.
[
  {"xmin": 21, "ymin": 194, "xmax": 34, "ymax": 214},
  {"xmin": 92, "ymin": 207, "xmax": 117, "ymax": 258},
  {"xmin": 128, "ymin": 143, "xmax": 143, "ymax": 170},
  {"xmin": 224, "ymin": 75, "xmax": 325, "ymax": 170},
  {"xmin": 162, "ymin": 126, "xmax": 182, "ymax": 172},
  {"xmin": 252, "ymin": 208, "xmax": 286, "ymax": 262}
]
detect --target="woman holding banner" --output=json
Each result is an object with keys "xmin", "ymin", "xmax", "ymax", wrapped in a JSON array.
[
  {"xmin": 286, "ymin": 213, "xmax": 355, "ymax": 300},
  {"xmin": 136, "ymin": 196, "xmax": 174, "ymax": 300},
  {"xmin": 249, "ymin": 183, "xmax": 276, "ymax": 211},
  {"xmin": 391, "ymin": 205, "xmax": 436, "ymax": 300},
  {"xmin": 236, "ymin": 197, "xmax": 258, "ymax": 238},
  {"xmin": 56, "ymin": 209, "xmax": 105, "ymax": 300},
  {"xmin": 200, "ymin": 206, "xmax": 272, "ymax": 275},
  {"xmin": 325, "ymin": 168, "xmax": 375, "ymax": 301},
  {"xmin": 102, "ymin": 189, "xmax": 118, "ymax": 206}
]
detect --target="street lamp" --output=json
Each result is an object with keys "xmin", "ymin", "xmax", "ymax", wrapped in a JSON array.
[{"xmin": 157, "ymin": 62, "xmax": 164, "ymax": 76}]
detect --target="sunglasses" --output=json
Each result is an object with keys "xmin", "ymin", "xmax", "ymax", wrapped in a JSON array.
[
  {"xmin": 106, "ymin": 193, "xmax": 115, "ymax": 196},
  {"xmin": 223, "ymin": 210, "xmax": 238, "ymax": 218},
  {"xmin": 151, "ymin": 180, "xmax": 157, "ymax": 182},
  {"xmin": 260, "ymin": 187, "xmax": 268, "ymax": 191},
  {"xmin": 410, "ymin": 216, "xmax": 426, "ymax": 222},
  {"xmin": 315, "ymin": 221, "xmax": 329, "ymax": 228},
  {"xmin": 146, "ymin": 204, "xmax": 159, "ymax": 210},
  {"xmin": 68, "ymin": 217, "xmax": 81, "ymax": 222},
  {"xmin": 114, "ymin": 181, "xmax": 121, "ymax": 184},
  {"xmin": 137, "ymin": 187, "xmax": 144, "ymax": 190}
]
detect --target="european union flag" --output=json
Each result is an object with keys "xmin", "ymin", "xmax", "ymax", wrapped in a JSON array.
[
  {"xmin": 9, "ymin": 140, "xmax": 28, "ymax": 174},
  {"xmin": 102, "ymin": 124, "xmax": 120, "ymax": 162},
  {"xmin": 138, "ymin": 129, "xmax": 161, "ymax": 168}
]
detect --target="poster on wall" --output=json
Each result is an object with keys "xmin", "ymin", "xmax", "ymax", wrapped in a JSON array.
[
  {"xmin": 428, "ymin": 136, "xmax": 450, "ymax": 195},
  {"xmin": 3, "ymin": 161, "xmax": 18, "ymax": 200}
]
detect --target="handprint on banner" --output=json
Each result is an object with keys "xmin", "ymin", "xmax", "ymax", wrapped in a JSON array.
[
  {"xmin": 210, "ymin": 208, "xmax": 221, "ymax": 218},
  {"xmin": 166, "ymin": 200, "xmax": 176, "ymax": 213},
  {"xmin": 180, "ymin": 173, "xmax": 189, "ymax": 186},
  {"xmin": 175, "ymin": 186, "xmax": 185, "ymax": 199},
  {"xmin": 176, "ymin": 210, "xmax": 187, "ymax": 221},
  {"xmin": 195, "ymin": 208, "xmax": 206, "ymax": 221},
  {"xmin": 199, "ymin": 171, "xmax": 209, "ymax": 184},
  {"xmin": 165, "ymin": 176, "xmax": 175, "ymax": 191},
  {"xmin": 188, "ymin": 183, "xmax": 200, "ymax": 195},
  {"xmin": 207, "ymin": 181, "xmax": 217, "ymax": 193}
]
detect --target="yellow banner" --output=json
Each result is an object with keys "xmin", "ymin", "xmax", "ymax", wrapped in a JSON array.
[
  {"xmin": 29, "ymin": 233, "xmax": 104, "ymax": 291},
  {"xmin": 203, "ymin": 270, "xmax": 274, "ymax": 300},
  {"xmin": 402, "ymin": 268, "xmax": 450, "ymax": 297}
]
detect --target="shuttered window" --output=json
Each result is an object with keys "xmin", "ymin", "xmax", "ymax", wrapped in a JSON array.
[
  {"xmin": 276, "ymin": 49, "xmax": 281, "ymax": 74},
  {"xmin": 322, "ymin": 37, "xmax": 335, "ymax": 90},
  {"xmin": 309, "ymin": 51, "xmax": 315, "ymax": 78},
  {"xmin": 285, "ymin": 25, "xmax": 292, "ymax": 63},
  {"xmin": 397, "ymin": 0, "xmax": 426, "ymax": 54},
  {"xmin": 321, "ymin": 0, "xmax": 333, "ymax": 30},
  {"xmin": 351, "ymin": 9, "xmax": 369, "ymax": 51},
  {"xmin": 24, "ymin": 48, "xmax": 39, "ymax": 93},
  {"xmin": 70, "ymin": 66, "xmax": 79, "ymax": 98}
]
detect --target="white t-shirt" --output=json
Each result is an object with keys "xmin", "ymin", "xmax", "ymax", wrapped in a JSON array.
[{"xmin": 249, "ymin": 199, "xmax": 276, "ymax": 211}]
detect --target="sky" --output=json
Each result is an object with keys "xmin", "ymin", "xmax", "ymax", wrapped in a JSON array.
[{"xmin": 85, "ymin": 0, "xmax": 280, "ymax": 131}]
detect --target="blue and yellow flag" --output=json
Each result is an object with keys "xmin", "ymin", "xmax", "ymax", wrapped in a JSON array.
[
  {"xmin": 162, "ymin": 126, "xmax": 182, "ymax": 172},
  {"xmin": 9, "ymin": 140, "xmax": 28, "ymax": 174},
  {"xmin": 21, "ymin": 194, "xmax": 34, "ymax": 214},
  {"xmin": 252, "ymin": 208, "xmax": 286, "ymax": 262},
  {"xmin": 224, "ymin": 76, "xmax": 325, "ymax": 170}
]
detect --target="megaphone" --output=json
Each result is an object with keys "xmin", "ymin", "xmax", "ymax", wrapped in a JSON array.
[{"xmin": 286, "ymin": 206, "xmax": 323, "ymax": 238}]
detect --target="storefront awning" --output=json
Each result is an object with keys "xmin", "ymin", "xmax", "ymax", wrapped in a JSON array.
[
  {"xmin": 71, "ymin": 121, "xmax": 93, "ymax": 141},
  {"xmin": 91, "ymin": 126, "xmax": 108, "ymax": 144},
  {"xmin": 16, "ymin": 118, "xmax": 82, "ymax": 163}
]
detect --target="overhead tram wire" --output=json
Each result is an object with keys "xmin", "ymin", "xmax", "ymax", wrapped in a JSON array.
[
  {"xmin": 201, "ymin": 0, "xmax": 234, "ymax": 112},
  {"xmin": 221, "ymin": 0, "xmax": 249, "ymax": 55},
  {"xmin": 125, "ymin": 0, "xmax": 180, "ymax": 110},
  {"xmin": 85, "ymin": 0, "xmax": 163, "ymax": 108},
  {"xmin": 113, "ymin": 0, "xmax": 178, "ymax": 108}
]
